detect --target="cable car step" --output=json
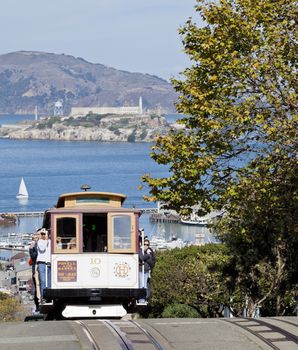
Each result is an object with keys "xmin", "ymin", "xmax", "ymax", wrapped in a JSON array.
[{"xmin": 62, "ymin": 304, "xmax": 127, "ymax": 318}]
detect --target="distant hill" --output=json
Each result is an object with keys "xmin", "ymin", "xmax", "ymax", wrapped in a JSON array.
[{"xmin": 0, "ymin": 51, "xmax": 178, "ymax": 115}]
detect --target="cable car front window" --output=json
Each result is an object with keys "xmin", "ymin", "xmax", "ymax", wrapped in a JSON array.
[
  {"xmin": 112, "ymin": 215, "xmax": 132, "ymax": 250},
  {"xmin": 56, "ymin": 217, "xmax": 77, "ymax": 250},
  {"xmin": 82, "ymin": 213, "xmax": 107, "ymax": 252}
]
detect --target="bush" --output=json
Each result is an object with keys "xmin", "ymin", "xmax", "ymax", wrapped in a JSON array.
[
  {"xmin": 0, "ymin": 294, "xmax": 24, "ymax": 321},
  {"xmin": 35, "ymin": 122, "xmax": 46, "ymax": 129},
  {"xmin": 162, "ymin": 303, "xmax": 199, "ymax": 318}
]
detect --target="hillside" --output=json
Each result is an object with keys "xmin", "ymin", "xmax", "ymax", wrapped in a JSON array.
[{"xmin": 0, "ymin": 51, "xmax": 178, "ymax": 115}]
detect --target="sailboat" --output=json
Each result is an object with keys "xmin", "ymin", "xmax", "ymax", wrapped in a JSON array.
[{"xmin": 16, "ymin": 178, "xmax": 29, "ymax": 199}]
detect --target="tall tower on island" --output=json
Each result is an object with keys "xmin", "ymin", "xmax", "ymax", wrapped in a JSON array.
[
  {"xmin": 54, "ymin": 100, "xmax": 64, "ymax": 116},
  {"xmin": 139, "ymin": 96, "xmax": 143, "ymax": 114}
]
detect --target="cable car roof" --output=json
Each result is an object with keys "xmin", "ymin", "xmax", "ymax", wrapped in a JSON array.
[{"xmin": 55, "ymin": 191, "xmax": 127, "ymax": 208}]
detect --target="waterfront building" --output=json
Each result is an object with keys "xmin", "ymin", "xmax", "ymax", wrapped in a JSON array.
[
  {"xmin": 69, "ymin": 96, "xmax": 143, "ymax": 117},
  {"xmin": 15, "ymin": 263, "xmax": 31, "ymax": 292}
]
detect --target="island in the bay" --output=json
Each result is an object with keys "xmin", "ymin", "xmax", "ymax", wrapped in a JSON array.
[
  {"xmin": 0, "ymin": 101, "xmax": 178, "ymax": 142},
  {"xmin": 0, "ymin": 51, "xmax": 180, "ymax": 142}
]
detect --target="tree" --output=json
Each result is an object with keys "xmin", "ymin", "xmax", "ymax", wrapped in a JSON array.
[
  {"xmin": 142, "ymin": 0, "xmax": 297, "ymax": 216},
  {"xmin": 149, "ymin": 244, "xmax": 231, "ymax": 317},
  {"xmin": 142, "ymin": 0, "xmax": 297, "ymax": 315},
  {"xmin": 214, "ymin": 155, "xmax": 298, "ymax": 316}
]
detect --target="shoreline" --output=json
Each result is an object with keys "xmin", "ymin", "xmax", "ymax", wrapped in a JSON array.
[
  {"xmin": 0, "ymin": 113, "xmax": 173, "ymax": 142},
  {"xmin": 0, "ymin": 136, "xmax": 153, "ymax": 143}
]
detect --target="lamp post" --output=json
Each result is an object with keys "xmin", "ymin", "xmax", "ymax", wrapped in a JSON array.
[{"xmin": 80, "ymin": 184, "xmax": 91, "ymax": 192}]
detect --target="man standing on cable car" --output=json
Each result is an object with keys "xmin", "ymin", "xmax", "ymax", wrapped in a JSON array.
[
  {"xmin": 36, "ymin": 228, "xmax": 51, "ymax": 303},
  {"xmin": 138, "ymin": 235, "xmax": 155, "ymax": 304}
]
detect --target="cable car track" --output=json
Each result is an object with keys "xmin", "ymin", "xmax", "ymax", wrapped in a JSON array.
[
  {"xmin": 75, "ymin": 319, "xmax": 165, "ymax": 350},
  {"xmin": 104, "ymin": 320, "xmax": 135, "ymax": 350},
  {"xmin": 129, "ymin": 320, "xmax": 165, "ymax": 350},
  {"xmin": 267, "ymin": 317, "xmax": 298, "ymax": 328},
  {"xmin": 103, "ymin": 320, "xmax": 165, "ymax": 350},
  {"xmin": 223, "ymin": 318, "xmax": 298, "ymax": 350},
  {"xmin": 75, "ymin": 320, "xmax": 100, "ymax": 350}
]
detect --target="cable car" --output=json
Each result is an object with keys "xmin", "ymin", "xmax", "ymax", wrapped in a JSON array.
[{"xmin": 41, "ymin": 189, "xmax": 146, "ymax": 319}]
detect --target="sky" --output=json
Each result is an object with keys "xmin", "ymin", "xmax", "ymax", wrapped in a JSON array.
[{"xmin": 0, "ymin": 0, "xmax": 200, "ymax": 81}]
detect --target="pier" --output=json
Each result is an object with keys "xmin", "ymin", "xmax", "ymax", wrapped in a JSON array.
[
  {"xmin": 0, "ymin": 208, "xmax": 186, "ymax": 226},
  {"xmin": 1, "ymin": 209, "xmax": 184, "ymax": 224},
  {"xmin": 1, "ymin": 212, "xmax": 44, "ymax": 217},
  {"xmin": 1, "ymin": 210, "xmax": 158, "ymax": 216},
  {"xmin": 0, "ymin": 208, "xmax": 201, "ymax": 224}
]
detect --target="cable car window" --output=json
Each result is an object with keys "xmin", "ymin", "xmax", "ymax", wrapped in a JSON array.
[
  {"xmin": 108, "ymin": 213, "xmax": 136, "ymax": 253},
  {"xmin": 54, "ymin": 214, "xmax": 80, "ymax": 253},
  {"xmin": 83, "ymin": 213, "xmax": 107, "ymax": 253}
]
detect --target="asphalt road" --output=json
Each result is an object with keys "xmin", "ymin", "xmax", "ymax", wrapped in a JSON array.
[{"xmin": 0, "ymin": 317, "xmax": 297, "ymax": 350}]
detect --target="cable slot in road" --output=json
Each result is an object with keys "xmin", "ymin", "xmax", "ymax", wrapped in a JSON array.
[
  {"xmin": 104, "ymin": 320, "xmax": 134, "ymax": 350},
  {"xmin": 75, "ymin": 320, "xmax": 100, "ymax": 350}
]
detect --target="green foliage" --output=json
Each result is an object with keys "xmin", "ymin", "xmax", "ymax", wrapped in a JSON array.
[
  {"xmin": 213, "ymin": 156, "xmax": 298, "ymax": 316},
  {"xmin": 35, "ymin": 122, "xmax": 46, "ymax": 129},
  {"xmin": 261, "ymin": 290, "xmax": 298, "ymax": 317},
  {"xmin": 149, "ymin": 244, "xmax": 231, "ymax": 317},
  {"xmin": 85, "ymin": 113, "xmax": 103, "ymax": 123},
  {"xmin": 148, "ymin": 242, "xmax": 297, "ymax": 317},
  {"xmin": 142, "ymin": 0, "xmax": 297, "ymax": 316},
  {"xmin": 80, "ymin": 122, "xmax": 94, "ymax": 128},
  {"xmin": 63, "ymin": 118, "xmax": 81, "ymax": 127},
  {"xmin": 116, "ymin": 117, "xmax": 130, "ymax": 126},
  {"xmin": 46, "ymin": 117, "xmax": 61, "ymax": 128},
  {"xmin": 142, "ymin": 0, "xmax": 297, "ymax": 215},
  {"xmin": 162, "ymin": 303, "xmax": 200, "ymax": 318},
  {"xmin": 0, "ymin": 292, "xmax": 7, "ymax": 301},
  {"xmin": 0, "ymin": 292, "xmax": 24, "ymax": 322},
  {"xmin": 36, "ymin": 116, "xmax": 61, "ymax": 129}
]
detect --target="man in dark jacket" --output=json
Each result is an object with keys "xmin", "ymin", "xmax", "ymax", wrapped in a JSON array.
[
  {"xmin": 29, "ymin": 230, "xmax": 41, "ymax": 312},
  {"xmin": 139, "ymin": 238, "xmax": 155, "ymax": 303}
]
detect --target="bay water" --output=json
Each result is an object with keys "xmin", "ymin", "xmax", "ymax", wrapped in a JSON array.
[{"xmin": 0, "ymin": 114, "xmax": 212, "ymax": 259}]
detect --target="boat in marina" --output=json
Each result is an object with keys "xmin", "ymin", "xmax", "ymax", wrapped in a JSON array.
[
  {"xmin": 0, "ymin": 240, "xmax": 30, "ymax": 251},
  {"xmin": 181, "ymin": 217, "xmax": 209, "ymax": 225},
  {"xmin": 0, "ymin": 213, "xmax": 17, "ymax": 224},
  {"xmin": 0, "ymin": 232, "xmax": 33, "ymax": 251},
  {"xmin": 16, "ymin": 177, "xmax": 29, "ymax": 199},
  {"xmin": 150, "ymin": 235, "xmax": 190, "ymax": 251},
  {"xmin": 181, "ymin": 210, "xmax": 223, "ymax": 226},
  {"xmin": 0, "ymin": 240, "xmax": 9, "ymax": 248}
]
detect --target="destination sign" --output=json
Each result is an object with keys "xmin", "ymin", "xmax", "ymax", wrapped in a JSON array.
[{"xmin": 57, "ymin": 260, "xmax": 77, "ymax": 282}]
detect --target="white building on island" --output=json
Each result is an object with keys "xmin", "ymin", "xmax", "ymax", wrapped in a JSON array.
[{"xmin": 69, "ymin": 97, "xmax": 143, "ymax": 117}]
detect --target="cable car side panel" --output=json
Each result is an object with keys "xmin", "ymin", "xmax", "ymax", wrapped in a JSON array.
[{"xmin": 51, "ymin": 253, "xmax": 138, "ymax": 289}]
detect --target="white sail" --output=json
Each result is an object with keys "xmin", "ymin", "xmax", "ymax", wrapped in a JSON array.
[{"xmin": 16, "ymin": 178, "xmax": 29, "ymax": 199}]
